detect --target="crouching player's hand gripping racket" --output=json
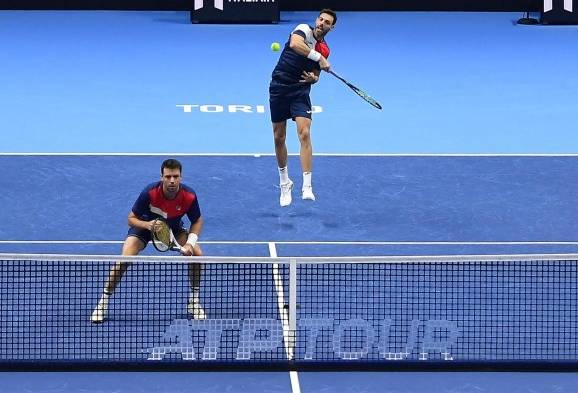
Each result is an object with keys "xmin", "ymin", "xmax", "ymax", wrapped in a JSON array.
[{"xmin": 151, "ymin": 218, "xmax": 182, "ymax": 253}]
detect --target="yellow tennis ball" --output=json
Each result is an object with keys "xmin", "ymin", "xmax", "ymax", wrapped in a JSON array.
[{"xmin": 271, "ymin": 42, "xmax": 281, "ymax": 52}]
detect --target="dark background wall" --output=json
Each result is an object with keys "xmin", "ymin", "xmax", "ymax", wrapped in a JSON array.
[{"xmin": 0, "ymin": 0, "xmax": 540, "ymax": 12}]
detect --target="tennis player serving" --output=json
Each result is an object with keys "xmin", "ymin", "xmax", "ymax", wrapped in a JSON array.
[
  {"xmin": 269, "ymin": 9, "xmax": 336, "ymax": 207},
  {"xmin": 90, "ymin": 159, "xmax": 205, "ymax": 323}
]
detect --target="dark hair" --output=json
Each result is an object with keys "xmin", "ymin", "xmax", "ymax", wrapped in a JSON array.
[
  {"xmin": 319, "ymin": 8, "xmax": 337, "ymax": 25},
  {"xmin": 161, "ymin": 158, "xmax": 182, "ymax": 174}
]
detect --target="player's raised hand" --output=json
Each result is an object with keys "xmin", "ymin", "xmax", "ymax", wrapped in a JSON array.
[{"xmin": 319, "ymin": 56, "xmax": 331, "ymax": 71}]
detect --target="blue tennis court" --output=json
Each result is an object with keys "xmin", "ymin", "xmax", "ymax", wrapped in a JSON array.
[{"xmin": 2, "ymin": 9, "xmax": 578, "ymax": 393}]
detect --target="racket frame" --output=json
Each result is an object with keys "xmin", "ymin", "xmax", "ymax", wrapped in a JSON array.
[
  {"xmin": 151, "ymin": 218, "xmax": 182, "ymax": 253},
  {"xmin": 327, "ymin": 70, "xmax": 382, "ymax": 110}
]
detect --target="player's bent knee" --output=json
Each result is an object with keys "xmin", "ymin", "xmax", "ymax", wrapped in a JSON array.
[
  {"xmin": 193, "ymin": 244, "xmax": 203, "ymax": 257},
  {"xmin": 274, "ymin": 129, "xmax": 287, "ymax": 143},
  {"xmin": 298, "ymin": 128, "xmax": 311, "ymax": 142},
  {"xmin": 273, "ymin": 122, "xmax": 287, "ymax": 133},
  {"xmin": 122, "ymin": 236, "xmax": 145, "ymax": 255}
]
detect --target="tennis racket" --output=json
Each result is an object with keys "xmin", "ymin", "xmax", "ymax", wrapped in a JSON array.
[
  {"xmin": 151, "ymin": 218, "xmax": 182, "ymax": 253},
  {"xmin": 327, "ymin": 70, "xmax": 382, "ymax": 110}
]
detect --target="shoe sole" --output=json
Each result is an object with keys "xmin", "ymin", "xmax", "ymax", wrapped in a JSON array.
[
  {"xmin": 280, "ymin": 182, "xmax": 293, "ymax": 207},
  {"xmin": 90, "ymin": 317, "xmax": 106, "ymax": 324},
  {"xmin": 188, "ymin": 306, "xmax": 206, "ymax": 320}
]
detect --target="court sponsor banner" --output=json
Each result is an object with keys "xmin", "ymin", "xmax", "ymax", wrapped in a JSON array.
[
  {"xmin": 145, "ymin": 317, "xmax": 458, "ymax": 362},
  {"xmin": 541, "ymin": 0, "xmax": 578, "ymax": 23},
  {"xmin": 190, "ymin": 0, "xmax": 279, "ymax": 23}
]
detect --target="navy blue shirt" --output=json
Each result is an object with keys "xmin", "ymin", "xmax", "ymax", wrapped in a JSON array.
[{"xmin": 270, "ymin": 24, "xmax": 322, "ymax": 98}]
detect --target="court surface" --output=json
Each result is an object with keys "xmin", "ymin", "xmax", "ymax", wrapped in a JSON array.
[{"xmin": 1, "ymin": 9, "xmax": 578, "ymax": 393}]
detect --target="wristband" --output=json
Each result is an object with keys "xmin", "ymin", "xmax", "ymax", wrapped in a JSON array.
[
  {"xmin": 307, "ymin": 49, "xmax": 322, "ymax": 62},
  {"xmin": 186, "ymin": 233, "xmax": 198, "ymax": 247}
]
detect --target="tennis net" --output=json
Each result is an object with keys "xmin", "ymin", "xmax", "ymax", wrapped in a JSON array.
[{"xmin": 0, "ymin": 253, "xmax": 577, "ymax": 369}]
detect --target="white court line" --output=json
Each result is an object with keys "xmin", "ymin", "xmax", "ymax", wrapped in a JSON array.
[
  {"xmin": 269, "ymin": 242, "xmax": 300, "ymax": 393},
  {"xmin": 3, "ymin": 152, "xmax": 578, "ymax": 157},
  {"xmin": 289, "ymin": 372, "xmax": 301, "ymax": 393},
  {"xmin": 2, "ymin": 240, "xmax": 578, "ymax": 245},
  {"xmin": 270, "ymin": 242, "xmax": 292, "ymax": 359}
]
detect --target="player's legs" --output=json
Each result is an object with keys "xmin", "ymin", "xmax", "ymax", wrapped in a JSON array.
[
  {"xmin": 290, "ymin": 94, "xmax": 315, "ymax": 201},
  {"xmin": 273, "ymin": 120, "xmax": 288, "ymax": 168},
  {"xmin": 176, "ymin": 231, "xmax": 206, "ymax": 320},
  {"xmin": 294, "ymin": 116, "xmax": 312, "ymax": 172},
  {"xmin": 90, "ymin": 234, "xmax": 146, "ymax": 323},
  {"xmin": 270, "ymin": 94, "xmax": 290, "ymax": 168},
  {"xmin": 271, "ymin": 95, "xmax": 294, "ymax": 206},
  {"xmin": 273, "ymin": 120, "xmax": 294, "ymax": 207},
  {"xmin": 105, "ymin": 236, "xmax": 144, "ymax": 292},
  {"xmin": 295, "ymin": 116, "xmax": 315, "ymax": 201}
]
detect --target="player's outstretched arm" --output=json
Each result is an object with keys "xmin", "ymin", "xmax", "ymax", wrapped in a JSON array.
[
  {"xmin": 289, "ymin": 34, "xmax": 330, "ymax": 71},
  {"xmin": 289, "ymin": 33, "xmax": 312, "ymax": 56}
]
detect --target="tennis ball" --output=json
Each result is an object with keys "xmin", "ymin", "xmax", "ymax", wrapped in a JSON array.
[{"xmin": 271, "ymin": 42, "xmax": 281, "ymax": 52}]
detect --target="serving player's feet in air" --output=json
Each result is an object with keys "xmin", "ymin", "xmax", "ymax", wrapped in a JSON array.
[
  {"xmin": 279, "ymin": 179, "xmax": 294, "ymax": 207},
  {"xmin": 279, "ymin": 172, "xmax": 315, "ymax": 207}
]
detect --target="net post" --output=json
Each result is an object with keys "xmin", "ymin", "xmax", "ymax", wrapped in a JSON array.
[{"xmin": 288, "ymin": 257, "xmax": 298, "ymax": 360}]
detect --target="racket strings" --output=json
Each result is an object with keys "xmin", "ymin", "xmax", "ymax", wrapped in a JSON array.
[
  {"xmin": 353, "ymin": 88, "xmax": 382, "ymax": 109},
  {"xmin": 153, "ymin": 222, "xmax": 171, "ymax": 246},
  {"xmin": 329, "ymin": 70, "xmax": 382, "ymax": 110}
]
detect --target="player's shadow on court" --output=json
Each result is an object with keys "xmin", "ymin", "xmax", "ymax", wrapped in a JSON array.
[
  {"xmin": 257, "ymin": 208, "xmax": 339, "ymax": 232},
  {"xmin": 321, "ymin": 220, "xmax": 339, "ymax": 229}
]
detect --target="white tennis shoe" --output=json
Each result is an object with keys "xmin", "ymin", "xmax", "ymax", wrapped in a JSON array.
[
  {"xmin": 90, "ymin": 295, "xmax": 109, "ymax": 323},
  {"xmin": 302, "ymin": 186, "xmax": 316, "ymax": 201},
  {"xmin": 187, "ymin": 301, "xmax": 206, "ymax": 320},
  {"xmin": 279, "ymin": 180, "xmax": 294, "ymax": 207}
]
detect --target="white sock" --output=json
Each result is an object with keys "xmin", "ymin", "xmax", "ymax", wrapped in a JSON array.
[
  {"xmin": 278, "ymin": 166, "xmax": 289, "ymax": 184},
  {"xmin": 189, "ymin": 288, "xmax": 200, "ymax": 304},
  {"xmin": 98, "ymin": 292, "xmax": 110, "ymax": 306},
  {"xmin": 303, "ymin": 172, "xmax": 312, "ymax": 188}
]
